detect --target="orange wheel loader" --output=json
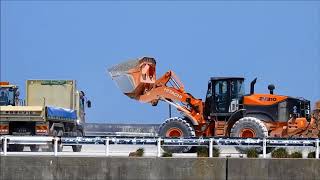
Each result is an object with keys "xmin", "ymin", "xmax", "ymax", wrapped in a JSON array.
[{"xmin": 108, "ymin": 57, "xmax": 320, "ymax": 153}]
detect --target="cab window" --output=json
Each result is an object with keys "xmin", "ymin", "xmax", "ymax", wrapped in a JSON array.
[
  {"xmin": 230, "ymin": 80, "xmax": 244, "ymax": 99},
  {"xmin": 79, "ymin": 97, "xmax": 84, "ymax": 110},
  {"xmin": 215, "ymin": 81, "xmax": 228, "ymax": 112},
  {"xmin": 0, "ymin": 88, "xmax": 14, "ymax": 106}
]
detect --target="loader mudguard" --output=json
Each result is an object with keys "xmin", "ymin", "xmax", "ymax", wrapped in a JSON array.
[
  {"xmin": 183, "ymin": 115, "xmax": 199, "ymax": 126},
  {"xmin": 226, "ymin": 109, "xmax": 245, "ymax": 134},
  {"xmin": 244, "ymin": 112, "xmax": 274, "ymax": 122}
]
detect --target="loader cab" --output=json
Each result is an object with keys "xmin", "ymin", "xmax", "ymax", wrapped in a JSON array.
[{"xmin": 204, "ymin": 77, "xmax": 245, "ymax": 117}]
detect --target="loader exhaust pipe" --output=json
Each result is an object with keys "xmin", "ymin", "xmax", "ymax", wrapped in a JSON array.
[
  {"xmin": 250, "ymin": 78, "xmax": 257, "ymax": 95},
  {"xmin": 268, "ymin": 84, "xmax": 275, "ymax": 95}
]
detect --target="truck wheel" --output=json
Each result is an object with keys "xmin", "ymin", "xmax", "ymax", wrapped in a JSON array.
[
  {"xmin": 47, "ymin": 129, "xmax": 57, "ymax": 152},
  {"xmin": 57, "ymin": 130, "xmax": 64, "ymax": 152},
  {"xmin": 230, "ymin": 117, "xmax": 273, "ymax": 154},
  {"xmin": 48, "ymin": 129, "xmax": 63, "ymax": 152},
  {"xmin": 158, "ymin": 117, "xmax": 195, "ymax": 153},
  {"xmin": 72, "ymin": 130, "xmax": 83, "ymax": 152},
  {"xmin": 30, "ymin": 145, "xmax": 40, "ymax": 152},
  {"xmin": 9, "ymin": 145, "xmax": 24, "ymax": 152}
]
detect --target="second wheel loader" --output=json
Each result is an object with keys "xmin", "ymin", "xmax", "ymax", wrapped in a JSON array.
[{"xmin": 108, "ymin": 57, "xmax": 320, "ymax": 153}]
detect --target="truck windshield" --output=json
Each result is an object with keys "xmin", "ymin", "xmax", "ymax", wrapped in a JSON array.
[
  {"xmin": 231, "ymin": 80, "xmax": 244, "ymax": 99},
  {"xmin": 0, "ymin": 88, "xmax": 15, "ymax": 106}
]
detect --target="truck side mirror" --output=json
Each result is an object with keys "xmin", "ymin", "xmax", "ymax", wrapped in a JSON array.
[{"xmin": 86, "ymin": 100, "xmax": 91, "ymax": 108}]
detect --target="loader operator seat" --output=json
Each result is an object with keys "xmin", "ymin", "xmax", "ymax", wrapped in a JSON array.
[{"xmin": 0, "ymin": 91, "xmax": 9, "ymax": 105}]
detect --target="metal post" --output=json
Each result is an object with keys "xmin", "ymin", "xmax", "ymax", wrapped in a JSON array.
[
  {"xmin": 209, "ymin": 138, "xmax": 213, "ymax": 158},
  {"xmin": 54, "ymin": 137, "xmax": 58, "ymax": 156},
  {"xmin": 157, "ymin": 137, "xmax": 161, "ymax": 157},
  {"xmin": 263, "ymin": 138, "xmax": 267, "ymax": 158},
  {"xmin": 105, "ymin": 137, "xmax": 110, "ymax": 157},
  {"xmin": 316, "ymin": 139, "xmax": 319, "ymax": 159},
  {"xmin": 3, "ymin": 137, "xmax": 7, "ymax": 156}
]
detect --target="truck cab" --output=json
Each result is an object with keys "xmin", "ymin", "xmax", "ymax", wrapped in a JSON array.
[
  {"xmin": 0, "ymin": 82, "xmax": 20, "ymax": 106},
  {"xmin": 0, "ymin": 80, "xmax": 91, "ymax": 152}
]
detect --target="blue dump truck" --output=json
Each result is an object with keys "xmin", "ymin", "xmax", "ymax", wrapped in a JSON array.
[{"xmin": 0, "ymin": 80, "xmax": 91, "ymax": 152}]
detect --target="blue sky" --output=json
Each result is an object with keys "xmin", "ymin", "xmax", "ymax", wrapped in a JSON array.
[{"xmin": 1, "ymin": 1, "xmax": 319, "ymax": 124}]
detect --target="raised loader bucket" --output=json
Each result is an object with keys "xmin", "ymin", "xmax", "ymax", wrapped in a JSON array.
[{"xmin": 108, "ymin": 57, "xmax": 156, "ymax": 99}]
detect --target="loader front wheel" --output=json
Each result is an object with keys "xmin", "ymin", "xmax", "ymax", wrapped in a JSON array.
[
  {"xmin": 230, "ymin": 117, "xmax": 272, "ymax": 154},
  {"xmin": 158, "ymin": 117, "xmax": 195, "ymax": 153}
]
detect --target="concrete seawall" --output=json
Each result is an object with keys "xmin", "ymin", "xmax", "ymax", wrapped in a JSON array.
[
  {"xmin": 227, "ymin": 159, "xmax": 320, "ymax": 180},
  {"xmin": 0, "ymin": 156, "xmax": 319, "ymax": 180}
]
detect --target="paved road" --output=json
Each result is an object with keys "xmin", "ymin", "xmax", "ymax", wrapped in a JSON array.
[
  {"xmin": 0, "ymin": 144, "xmax": 315, "ymax": 158},
  {"xmin": 1, "ymin": 144, "xmax": 237, "ymax": 157}
]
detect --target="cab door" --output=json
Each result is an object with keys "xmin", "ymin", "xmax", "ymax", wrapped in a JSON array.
[
  {"xmin": 213, "ymin": 80, "xmax": 230, "ymax": 113},
  {"xmin": 204, "ymin": 81, "xmax": 213, "ymax": 117}
]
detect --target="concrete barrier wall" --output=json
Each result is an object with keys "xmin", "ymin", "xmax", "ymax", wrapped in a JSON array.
[
  {"xmin": 0, "ymin": 157, "xmax": 225, "ymax": 180},
  {"xmin": 1, "ymin": 157, "xmax": 319, "ymax": 180},
  {"xmin": 227, "ymin": 159, "xmax": 320, "ymax": 180}
]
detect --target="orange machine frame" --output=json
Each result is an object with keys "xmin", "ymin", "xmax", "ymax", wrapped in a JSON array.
[{"xmin": 110, "ymin": 57, "xmax": 320, "ymax": 138}]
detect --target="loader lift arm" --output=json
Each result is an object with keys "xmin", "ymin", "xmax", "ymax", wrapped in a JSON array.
[
  {"xmin": 108, "ymin": 57, "xmax": 206, "ymax": 126},
  {"xmin": 138, "ymin": 70, "xmax": 206, "ymax": 125}
]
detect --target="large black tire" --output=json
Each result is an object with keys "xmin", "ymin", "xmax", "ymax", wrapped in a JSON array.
[
  {"xmin": 230, "ymin": 117, "xmax": 273, "ymax": 154},
  {"xmin": 158, "ymin": 117, "xmax": 195, "ymax": 153},
  {"xmin": 48, "ymin": 129, "xmax": 63, "ymax": 152},
  {"xmin": 72, "ymin": 130, "xmax": 83, "ymax": 152},
  {"xmin": 57, "ymin": 130, "xmax": 64, "ymax": 152},
  {"xmin": 8, "ymin": 144, "xmax": 24, "ymax": 152},
  {"xmin": 30, "ymin": 145, "xmax": 40, "ymax": 152},
  {"xmin": 0, "ymin": 141, "xmax": 3, "ymax": 152},
  {"xmin": 47, "ymin": 130, "xmax": 57, "ymax": 152}
]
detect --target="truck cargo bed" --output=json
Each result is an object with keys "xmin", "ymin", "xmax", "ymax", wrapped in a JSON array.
[{"xmin": 46, "ymin": 106, "xmax": 77, "ymax": 120}]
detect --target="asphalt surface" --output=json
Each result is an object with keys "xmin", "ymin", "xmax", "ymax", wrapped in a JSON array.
[
  {"xmin": 0, "ymin": 144, "xmax": 235, "ymax": 157},
  {"xmin": 0, "ymin": 144, "xmax": 316, "ymax": 158}
]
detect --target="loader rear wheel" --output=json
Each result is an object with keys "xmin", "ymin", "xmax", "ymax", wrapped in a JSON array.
[
  {"xmin": 158, "ymin": 117, "xmax": 195, "ymax": 153},
  {"xmin": 72, "ymin": 130, "xmax": 83, "ymax": 152},
  {"xmin": 230, "ymin": 117, "xmax": 273, "ymax": 154}
]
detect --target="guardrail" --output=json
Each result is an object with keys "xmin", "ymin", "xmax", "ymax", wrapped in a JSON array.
[{"xmin": 0, "ymin": 136, "xmax": 319, "ymax": 158}]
